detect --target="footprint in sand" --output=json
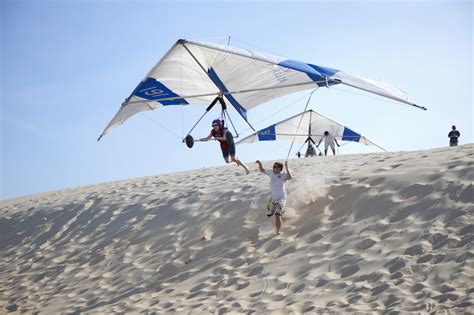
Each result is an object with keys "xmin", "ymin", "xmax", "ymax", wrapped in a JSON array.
[
  {"xmin": 417, "ymin": 254, "xmax": 433, "ymax": 264},
  {"xmin": 291, "ymin": 283, "xmax": 305, "ymax": 293},
  {"xmin": 371, "ymin": 283, "xmax": 389, "ymax": 296},
  {"xmin": 404, "ymin": 244, "xmax": 426, "ymax": 256},
  {"xmin": 236, "ymin": 281, "xmax": 250, "ymax": 290},
  {"xmin": 432, "ymin": 254, "xmax": 446, "ymax": 264},
  {"xmin": 315, "ymin": 277, "xmax": 329, "ymax": 287},
  {"xmin": 164, "ymin": 288, "xmax": 175, "ymax": 294},
  {"xmin": 384, "ymin": 257, "xmax": 406, "ymax": 274},
  {"xmin": 277, "ymin": 245, "xmax": 297, "ymax": 258},
  {"xmin": 262, "ymin": 239, "xmax": 281, "ymax": 253},
  {"xmin": 246, "ymin": 265, "xmax": 264, "ymax": 277},
  {"xmin": 302, "ymin": 303, "xmax": 316, "ymax": 312},
  {"xmin": 338, "ymin": 176, "xmax": 351, "ymax": 182},
  {"xmin": 411, "ymin": 283, "xmax": 424, "ymax": 293},
  {"xmin": 231, "ymin": 258, "xmax": 246, "ymax": 268},
  {"xmin": 369, "ymin": 177, "xmax": 385, "ymax": 186},
  {"xmin": 348, "ymin": 294, "xmax": 363, "ymax": 303},
  {"xmin": 340, "ymin": 264, "xmax": 360, "ymax": 278},
  {"xmin": 269, "ymin": 294, "xmax": 285, "ymax": 302},
  {"xmin": 355, "ymin": 238, "xmax": 377, "ymax": 251},
  {"xmin": 459, "ymin": 185, "xmax": 474, "ymax": 203},
  {"xmin": 428, "ymin": 233, "xmax": 448, "ymax": 250},
  {"xmin": 390, "ymin": 271, "xmax": 403, "ymax": 280},
  {"xmin": 163, "ymin": 302, "xmax": 174, "ymax": 309},
  {"xmin": 354, "ymin": 271, "xmax": 382, "ymax": 284},
  {"xmin": 309, "ymin": 233, "xmax": 323, "ymax": 243},
  {"xmin": 400, "ymin": 183, "xmax": 433, "ymax": 199}
]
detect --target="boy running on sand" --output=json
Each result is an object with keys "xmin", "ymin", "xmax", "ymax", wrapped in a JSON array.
[{"xmin": 256, "ymin": 160, "xmax": 292, "ymax": 235}]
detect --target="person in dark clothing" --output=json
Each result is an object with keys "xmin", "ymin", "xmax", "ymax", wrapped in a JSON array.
[
  {"xmin": 200, "ymin": 119, "xmax": 249, "ymax": 174},
  {"xmin": 448, "ymin": 125, "xmax": 461, "ymax": 147}
]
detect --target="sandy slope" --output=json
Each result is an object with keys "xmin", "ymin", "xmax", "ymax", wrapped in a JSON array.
[{"xmin": 1, "ymin": 144, "xmax": 473, "ymax": 314}]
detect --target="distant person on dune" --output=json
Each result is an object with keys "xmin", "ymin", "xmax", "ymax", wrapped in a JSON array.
[
  {"xmin": 256, "ymin": 160, "xmax": 292, "ymax": 235},
  {"xmin": 200, "ymin": 119, "xmax": 249, "ymax": 174},
  {"xmin": 448, "ymin": 125, "xmax": 461, "ymax": 147},
  {"xmin": 316, "ymin": 131, "xmax": 340, "ymax": 156}
]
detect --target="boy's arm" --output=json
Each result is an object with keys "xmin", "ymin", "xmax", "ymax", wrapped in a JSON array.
[
  {"xmin": 255, "ymin": 160, "xmax": 266, "ymax": 174},
  {"xmin": 335, "ymin": 138, "xmax": 340, "ymax": 147},
  {"xmin": 285, "ymin": 161, "xmax": 292, "ymax": 180}
]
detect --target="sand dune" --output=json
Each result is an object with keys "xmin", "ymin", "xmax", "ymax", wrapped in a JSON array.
[{"xmin": 1, "ymin": 144, "xmax": 473, "ymax": 313}]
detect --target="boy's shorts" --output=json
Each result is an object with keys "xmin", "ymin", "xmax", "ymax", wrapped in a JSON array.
[{"xmin": 266, "ymin": 198, "xmax": 286, "ymax": 217}]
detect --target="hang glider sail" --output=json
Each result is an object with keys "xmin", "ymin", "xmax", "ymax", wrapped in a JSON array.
[
  {"xmin": 98, "ymin": 39, "xmax": 425, "ymax": 141},
  {"xmin": 236, "ymin": 109, "xmax": 386, "ymax": 151}
]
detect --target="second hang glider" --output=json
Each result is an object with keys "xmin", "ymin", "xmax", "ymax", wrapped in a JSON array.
[
  {"xmin": 236, "ymin": 109, "xmax": 386, "ymax": 153},
  {"xmin": 98, "ymin": 39, "xmax": 425, "ymax": 141}
]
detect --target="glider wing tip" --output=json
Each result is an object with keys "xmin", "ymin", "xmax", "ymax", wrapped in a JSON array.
[{"xmin": 412, "ymin": 103, "xmax": 427, "ymax": 111}]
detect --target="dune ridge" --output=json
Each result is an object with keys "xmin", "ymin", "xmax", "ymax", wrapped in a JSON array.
[{"xmin": 1, "ymin": 144, "xmax": 473, "ymax": 313}]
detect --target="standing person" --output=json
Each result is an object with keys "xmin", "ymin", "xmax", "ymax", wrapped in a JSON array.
[
  {"xmin": 200, "ymin": 119, "xmax": 249, "ymax": 174},
  {"xmin": 316, "ymin": 131, "xmax": 340, "ymax": 156},
  {"xmin": 256, "ymin": 160, "xmax": 292, "ymax": 235},
  {"xmin": 448, "ymin": 125, "xmax": 461, "ymax": 147}
]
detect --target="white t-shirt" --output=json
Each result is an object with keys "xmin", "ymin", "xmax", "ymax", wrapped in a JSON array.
[
  {"xmin": 322, "ymin": 134, "xmax": 336, "ymax": 149},
  {"xmin": 265, "ymin": 170, "xmax": 288, "ymax": 200}
]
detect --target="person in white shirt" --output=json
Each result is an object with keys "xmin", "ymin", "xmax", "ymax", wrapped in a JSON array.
[
  {"xmin": 256, "ymin": 160, "xmax": 293, "ymax": 235},
  {"xmin": 316, "ymin": 130, "xmax": 340, "ymax": 156}
]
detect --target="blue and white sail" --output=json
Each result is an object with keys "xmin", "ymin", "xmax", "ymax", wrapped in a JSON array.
[
  {"xmin": 236, "ymin": 109, "xmax": 385, "ymax": 151},
  {"xmin": 99, "ymin": 39, "xmax": 424, "ymax": 140}
]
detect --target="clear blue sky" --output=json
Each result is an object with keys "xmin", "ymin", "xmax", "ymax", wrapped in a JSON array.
[{"xmin": 1, "ymin": 0, "xmax": 472, "ymax": 200}]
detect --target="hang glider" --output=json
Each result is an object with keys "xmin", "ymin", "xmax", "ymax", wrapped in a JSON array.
[
  {"xmin": 98, "ymin": 39, "xmax": 425, "ymax": 141},
  {"xmin": 236, "ymin": 109, "xmax": 386, "ymax": 152}
]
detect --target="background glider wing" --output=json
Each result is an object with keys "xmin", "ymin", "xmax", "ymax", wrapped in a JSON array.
[{"xmin": 236, "ymin": 109, "xmax": 383, "ymax": 150}]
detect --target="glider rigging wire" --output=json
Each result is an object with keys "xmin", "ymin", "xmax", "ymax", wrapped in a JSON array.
[{"xmin": 286, "ymin": 89, "xmax": 317, "ymax": 160}]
